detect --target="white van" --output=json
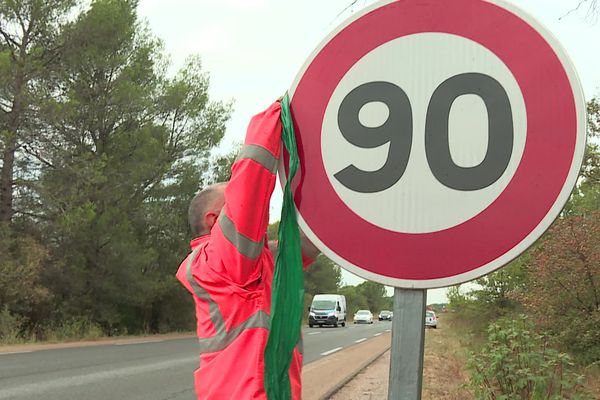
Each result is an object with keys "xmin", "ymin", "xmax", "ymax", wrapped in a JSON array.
[{"xmin": 308, "ymin": 294, "xmax": 347, "ymax": 328}]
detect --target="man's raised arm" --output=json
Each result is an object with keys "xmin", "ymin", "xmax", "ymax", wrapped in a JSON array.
[{"xmin": 209, "ymin": 101, "xmax": 282, "ymax": 286}]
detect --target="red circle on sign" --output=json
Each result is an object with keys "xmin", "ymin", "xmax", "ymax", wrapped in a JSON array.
[{"xmin": 287, "ymin": 0, "xmax": 582, "ymax": 286}]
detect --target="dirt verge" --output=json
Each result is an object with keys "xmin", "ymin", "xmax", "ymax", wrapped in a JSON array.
[{"xmin": 330, "ymin": 325, "xmax": 474, "ymax": 400}]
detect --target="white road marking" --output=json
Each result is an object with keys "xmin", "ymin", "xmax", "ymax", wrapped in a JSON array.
[
  {"xmin": 307, "ymin": 331, "xmax": 321, "ymax": 335},
  {"xmin": 320, "ymin": 347, "xmax": 343, "ymax": 356},
  {"xmin": 373, "ymin": 333, "xmax": 383, "ymax": 337},
  {"xmin": 355, "ymin": 338, "xmax": 367, "ymax": 343},
  {"xmin": 385, "ymin": 329, "xmax": 391, "ymax": 332},
  {"xmin": 114, "ymin": 340, "xmax": 164, "ymax": 346},
  {"xmin": 0, "ymin": 351, "xmax": 32, "ymax": 355}
]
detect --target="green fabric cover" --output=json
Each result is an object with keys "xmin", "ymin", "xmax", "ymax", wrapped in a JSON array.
[{"xmin": 264, "ymin": 94, "xmax": 304, "ymax": 400}]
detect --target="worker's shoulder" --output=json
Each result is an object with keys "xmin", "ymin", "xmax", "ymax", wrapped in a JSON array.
[{"xmin": 198, "ymin": 238, "xmax": 273, "ymax": 269}]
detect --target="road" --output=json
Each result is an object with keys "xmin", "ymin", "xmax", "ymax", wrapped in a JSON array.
[
  {"xmin": 0, "ymin": 321, "xmax": 392, "ymax": 400},
  {"xmin": 302, "ymin": 320, "xmax": 391, "ymax": 363}
]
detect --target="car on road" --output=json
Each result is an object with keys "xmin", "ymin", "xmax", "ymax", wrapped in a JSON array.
[
  {"xmin": 425, "ymin": 311, "xmax": 437, "ymax": 328},
  {"xmin": 308, "ymin": 294, "xmax": 347, "ymax": 328},
  {"xmin": 378, "ymin": 310, "xmax": 392, "ymax": 321},
  {"xmin": 353, "ymin": 310, "xmax": 373, "ymax": 324}
]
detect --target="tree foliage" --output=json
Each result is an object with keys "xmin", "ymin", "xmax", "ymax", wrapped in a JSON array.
[
  {"xmin": 517, "ymin": 100, "xmax": 600, "ymax": 363},
  {"xmin": 339, "ymin": 281, "xmax": 389, "ymax": 315},
  {"xmin": 339, "ymin": 285, "xmax": 368, "ymax": 315},
  {"xmin": 0, "ymin": 0, "xmax": 232, "ymax": 339},
  {"xmin": 521, "ymin": 211, "xmax": 600, "ymax": 364},
  {"xmin": 357, "ymin": 281, "xmax": 387, "ymax": 313},
  {"xmin": 304, "ymin": 255, "xmax": 342, "ymax": 295},
  {"xmin": 0, "ymin": 0, "xmax": 77, "ymax": 224}
]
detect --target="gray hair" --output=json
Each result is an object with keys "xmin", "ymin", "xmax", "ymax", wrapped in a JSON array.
[{"xmin": 188, "ymin": 182, "xmax": 226, "ymax": 236}]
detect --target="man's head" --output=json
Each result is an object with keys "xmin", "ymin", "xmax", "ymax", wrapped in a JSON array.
[{"xmin": 188, "ymin": 182, "xmax": 227, "ymax": 237}]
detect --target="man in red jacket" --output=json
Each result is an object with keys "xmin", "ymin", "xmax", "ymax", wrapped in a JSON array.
[{"xmin": 177, "ymin": 100, "xmax": 318, "ymax": 399}]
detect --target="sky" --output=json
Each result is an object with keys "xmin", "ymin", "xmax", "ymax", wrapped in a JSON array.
[{"xmin": 137, "ymin": 0, "xmax": 600, "ymax": 303}]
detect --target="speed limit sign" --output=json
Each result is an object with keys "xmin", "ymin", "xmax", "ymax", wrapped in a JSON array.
[{"xmin": 283, "ymin": 0, "xmax": 586, "ymax": 288}]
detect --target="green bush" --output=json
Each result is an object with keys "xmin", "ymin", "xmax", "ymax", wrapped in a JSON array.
[
  {"xmin": 46, "ymin": 317, "xmax": 104, "ymax": 342},
  {"xmin": 467, "ymin": 315, "xmax": 591, "ymax": 400},
  {"xmin": 0, "ymin": 306, "xmax": 23, "ymax": 343},
  {"xmin": 553, "ymin": 311, "xmax": 600, "ymax": 366}
]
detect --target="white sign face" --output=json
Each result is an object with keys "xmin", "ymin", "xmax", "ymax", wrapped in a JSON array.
[
  {"xmin": 282, "ymin": 0, "xmax": 587, "ymax": 288},
  {"xmin": 321, "ymin": 32, "xmax": 527, "ymax": 233}
]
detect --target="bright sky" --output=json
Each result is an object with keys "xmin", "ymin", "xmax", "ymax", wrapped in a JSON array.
[{"xmin": 138, "ymin": 0, "xmax": 600, "ymax": 304}]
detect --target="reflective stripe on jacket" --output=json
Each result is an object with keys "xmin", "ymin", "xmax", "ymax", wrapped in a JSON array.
[{"xmin": 176, "ymin": 102, "xmax": 306, "ymax": 399}]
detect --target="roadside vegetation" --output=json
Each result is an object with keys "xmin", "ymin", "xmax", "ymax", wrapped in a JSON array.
[
  {"xmin": 448, "ymin": 98, "xmax": 600, "ymax": 398},
  {"xmin": 0, "ymin": 0, "xmax": 239, "ymax": 344},
  {"xmin": 0, "ymin": 0, "xmax": 392, "ymax": 345},
  {"xmin": 422, "ymin": 321, "xmax": 474, "ymax": 400}
]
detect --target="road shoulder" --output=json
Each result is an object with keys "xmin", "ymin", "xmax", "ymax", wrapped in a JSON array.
[
  {"xmin": 330, "ymin": 327, "xmax": 474, "ymax": 399},
  {"xmin": 302, "ymin": 332, "xmax": 391, "ymax": 400}
]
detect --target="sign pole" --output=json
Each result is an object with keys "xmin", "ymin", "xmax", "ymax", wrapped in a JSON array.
[{"xmin": 388, "ymin": 288, "xmax": 427, "ymax": 400}]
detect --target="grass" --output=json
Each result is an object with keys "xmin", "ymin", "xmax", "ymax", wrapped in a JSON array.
[
  {"xmin": 0, "ymin": 308, "xmax": 195, "ymax": 348},
  {"xmin": 422, "ymin": 315, "xmax": 474, "ymax": 400},
  {"xmin": 582, "ymin": 364, "xmax": 600, "ymax": 398}
]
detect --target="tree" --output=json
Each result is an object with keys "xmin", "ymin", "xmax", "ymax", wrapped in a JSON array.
[
  {"xmin": 517, "ymin": 99, "xmax": 600, "ymax": 363},
  {"xmin": 339, "ymin": 281, "xmax": 389, "ymax": 316},
  {"xmin": 0, "ymin": 0, "xmax": 236, "ymax": 341},
  {"xmin": 208, "ymin": 146, "xmax": 240, "ymax": 183},
  {"xmin": 565, "ymin": 100, "xmax": 600, "ymax": 215},
  {"xmin": 304, "ymin": 255, "xmax": 342, "ymax": 295},
  {"xmin": 357, "ymin": 281, "xmax": 387, "ymax": 313},
  {"xmin": 382, "ymin": 295, "xmax": 393, "ymax": 310},
  {"xmin": 0, "ymin": 223, "xmax": 50, "ymax": 338},
  {"xmin": 472, "ymin": 257, "xmax": 528, "ymax": 310},
  {"xmin": 339, "ymin": 285, "xmax": 368, "ymax": 315},
  {"xmin": 31, "ymin": 0, "xmax": 231, "ymax": 334},
  {"xmin": 521, "ymin": 211, "xmax": 600, "ymax": 364},
  {"xmin": 0, "ymin": 0, "xmax": 77, "ymax": 340},
  {"xmin": 0, "ymin": 0, "xmax": 76, "ymax": 224}
]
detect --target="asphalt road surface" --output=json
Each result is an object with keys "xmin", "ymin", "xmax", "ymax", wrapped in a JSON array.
[{"xmin": 0, "ymin": 321, "xmax": 392, "ymax": 400}]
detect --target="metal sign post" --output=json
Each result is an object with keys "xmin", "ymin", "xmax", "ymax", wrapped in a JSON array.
[{"xmin": 388, "ymin": 288, "xmax": 427, "ymax": 400}]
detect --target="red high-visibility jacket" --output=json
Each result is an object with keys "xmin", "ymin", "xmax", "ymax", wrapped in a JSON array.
[{"xmin": 177, "ymin": 101, "xmax": 311, "ymax": 399}]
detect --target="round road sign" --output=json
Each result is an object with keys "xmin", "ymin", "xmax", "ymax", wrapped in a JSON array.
[{"xmin": 281, "ymin": 0, "xmax": 586, "ymax": 288}]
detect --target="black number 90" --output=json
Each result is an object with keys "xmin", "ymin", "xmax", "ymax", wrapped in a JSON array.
[{"xmin": 334, "ymin": 73, "xmax": 514, "ymax": 193}]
